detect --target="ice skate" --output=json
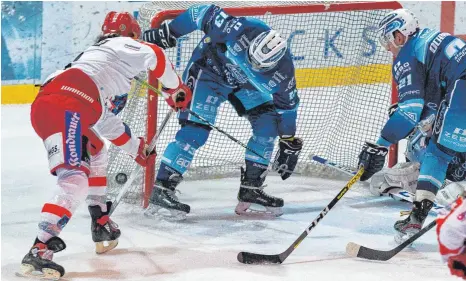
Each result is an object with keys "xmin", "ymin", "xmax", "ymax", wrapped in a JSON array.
[
  {"xmin": 235, "ymin": 167, "xmax": 284, "ymax": 217},
  {"xmin": 145, "ymin": 183, "xmax": 190, "ymax": 221},
  {"xmin": 394, "ymin": 199, "xmax": 433, "ymax": 244},
  {"xmin": 19, "ymin": 237, "xmax": 66, "ymax": 280},
  {"xmin": 88, "ymin": 201, "xmax": 121, "ymax": 254}
]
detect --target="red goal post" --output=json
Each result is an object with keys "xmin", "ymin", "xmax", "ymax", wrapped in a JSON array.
[{"xmin": 139, "ymin": 1, "xmax": 402, "ymax": 207}]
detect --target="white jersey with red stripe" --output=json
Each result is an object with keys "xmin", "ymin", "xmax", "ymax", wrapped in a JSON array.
[
  {"xmin": 437, "ymin": 197, "xmax": 466, "ymax": 262},
  {"xmin": 44, "ymin": 36, "xmax": 179, "ymax": 107},
  {"xmin": 42, "ymin": 36, "xmax": 180, "ymax": 157}
]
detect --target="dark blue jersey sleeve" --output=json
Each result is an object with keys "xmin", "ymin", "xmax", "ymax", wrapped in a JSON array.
[{"xmin": 168, "ymin": 4, "xmax": 232, "ymax": 40}]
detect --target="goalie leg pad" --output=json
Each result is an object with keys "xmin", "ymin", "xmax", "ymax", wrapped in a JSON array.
[
  {"xmin": 370, "ymin": 162, "xmax": 420, "ymax": 196},
  {"xmin": 273, "ymin": 137, "xmax": 303, "ymax": 180}
]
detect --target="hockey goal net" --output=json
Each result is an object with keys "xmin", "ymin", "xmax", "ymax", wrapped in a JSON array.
[{"xmin": 107, "ymin": 1, "xmax": 402, "ymax": 208}]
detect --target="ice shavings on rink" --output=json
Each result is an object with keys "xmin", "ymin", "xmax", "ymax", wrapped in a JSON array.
[{"xmin": 1, "ymin": 105, "xmax": 452, "ymax": 281}]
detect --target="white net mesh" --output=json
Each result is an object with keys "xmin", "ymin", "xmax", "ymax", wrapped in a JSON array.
[{"xmin": 106, "ymin": 1, "xmax": 399, "ymax": 206}]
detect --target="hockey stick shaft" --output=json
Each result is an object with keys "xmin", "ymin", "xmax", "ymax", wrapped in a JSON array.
[
  {"xmin": 346, "ymin": 220, "xmax": 437, "ymax": 261},
  {"xmin": 237, "ymin": 166, "xmax": 364, "ymax": 264},
  {"xmin": 134, "ymin": 76, "xmax": 266, "ymax": 162},
  {"xmin": 109, "ymin": 109, "xmax": 174, "ymax": 216}
]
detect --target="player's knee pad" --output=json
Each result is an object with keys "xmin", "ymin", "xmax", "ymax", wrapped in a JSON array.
[
  {"xmin": 245, "ymin": 135, "xmax": 276, "ymax": 165},
  {"xmin": 272, "ymin": 137, "xmax": 303, "ymax": 180},
  {"xmin": 56, "ymin": 169, "xmax": 89, "ymax": 209},
  {"xmin": 417, "ymin": 141, "xmax": 454, "ymax": 198},
  {"xmin": 40, "ymin": 168, "xmax": 88, "ymax": 236}
]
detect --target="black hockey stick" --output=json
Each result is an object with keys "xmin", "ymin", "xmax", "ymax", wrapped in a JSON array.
[
  {"xmin": 346, "ymin": 219, "xmax": 437, "ymax": 261},
  {"xmin": 237, "ymin": 166, "xmax": 365, "ymax": 264}
]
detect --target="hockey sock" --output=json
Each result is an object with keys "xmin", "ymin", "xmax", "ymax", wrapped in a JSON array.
[{"xmin": 37, "ymin": 169, "xmax": 88, "ymax": 242}]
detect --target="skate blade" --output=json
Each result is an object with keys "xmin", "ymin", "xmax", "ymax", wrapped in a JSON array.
[
  {"xmin": 18, "ymin": 264, "xmax": 62, "ymax": 280},
  {"xmin": 144, "ymin": 204, "xmax": 187, "ymax": 221},
  {"xmin": 235, "ymin": 202, "xmax": 284, "ymax": 217},
  {"xmin": 95, "ymin": 239, "xmax": 119, "ymax": 254}
]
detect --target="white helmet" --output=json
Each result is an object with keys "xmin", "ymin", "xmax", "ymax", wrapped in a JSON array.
[
  {"xmin": 378, "ymin": 8, "xmax": 419, "ymax": 49},
  {"xmin": 248, "ymin": 30, "xmax": 287, "ymax": 71}
]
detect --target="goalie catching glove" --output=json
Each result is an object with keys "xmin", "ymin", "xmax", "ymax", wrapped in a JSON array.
[
  {"xmin": 143, "ymin": 22, "xmax": 177, "ymax": 49},
  {"xmin": 273, "ymin": 137, "xmax": 303, "ymax": 180},
  {"xmin": 162, "ymin": 77, "xmax": 192, "ymax": 111},
  {"xmin": 358, "ymin": 141, "xmax": 389, "ymax": 181}
]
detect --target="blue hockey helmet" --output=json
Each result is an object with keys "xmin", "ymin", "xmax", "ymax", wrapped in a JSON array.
[
  {"xmin": 378, "ymin": 9, "xmax": 419, "ymax": 49},
  {"xmin": 248, "ymin": 30, "xmax": 287, "ymax": 71}
]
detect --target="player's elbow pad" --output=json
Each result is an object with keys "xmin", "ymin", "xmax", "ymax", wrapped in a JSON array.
[
  {"xmin": 109, "ymin": 123, "xmax": 140, "ymax": 157},
  {"xmin": 381, "ymin": 100, "xmax": 423, "ymax": 143}
]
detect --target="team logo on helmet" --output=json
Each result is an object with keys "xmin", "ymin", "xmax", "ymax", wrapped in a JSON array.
[{"xmin": 119, "ymin": 24, "xmax": 126, "ymax": 31}]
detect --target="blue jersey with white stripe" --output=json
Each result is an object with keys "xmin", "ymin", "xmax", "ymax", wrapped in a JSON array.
[
  {"xmin": 167, "ymin": 4, "xmax": 299, "ymax": 110},
  {"xmin": 378, "ymin": 28, "xmax": 466, "ymax": 146}
]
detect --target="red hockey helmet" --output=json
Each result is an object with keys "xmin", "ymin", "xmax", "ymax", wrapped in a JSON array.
[{"xmin": 102, "ymin": 11, "xmax": 141, "ymax": 39}]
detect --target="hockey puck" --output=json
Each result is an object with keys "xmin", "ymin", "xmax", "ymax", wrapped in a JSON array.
[{"xmin": 115, "ymin": 173, "xmax": 128, "ymax": 185}]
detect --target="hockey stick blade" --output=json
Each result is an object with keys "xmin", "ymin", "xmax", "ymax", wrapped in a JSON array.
[
  {"xmin": 346, "ymin": 220, "xmax": 437, "ymax": 261},
  {"xmin": 237, "ymin": 252, "xmax": 283, "ymax": 264}
]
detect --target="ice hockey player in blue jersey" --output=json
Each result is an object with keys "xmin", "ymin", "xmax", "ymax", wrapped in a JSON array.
[
  {"xmin": 357, "ymin": 8, "xmax": 466, "ymax": 241},
  {"xmin": 142, "ymin": 4, "xmax": 302, "ymax": 220}
]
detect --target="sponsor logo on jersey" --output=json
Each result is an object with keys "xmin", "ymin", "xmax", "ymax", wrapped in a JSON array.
[
  {"xmin": 65, "ymin": 111, "xmax": 81, "ymax": 167},
  {"xmin": 393, "ymin": 61, "xmax": 411, "ymax": 80},
  {"xmin": 190, "ymin": 5, "xmax": 202, "ymax": 23},
  {"xmin": 47, "ymin": 145, "xmax": 59, "ymax": 159},
  {"xmin": 223, "ymin": 18, "xmax": 242, "ymax": 33},
  {"xmin": 175, "ymin": 156, "xmax": 191, "ymax": 169},
  {"xmin": 398, "ymin": 89, "xmax": 420, "ymax": 100},
  {"xmin": 225, "ymin": 63, "xmax": 248, "ymax": 84},
  {"xmin": 447, "ymin": 128, "xmax": 466, "ymax": 143},
  {"xmin": 261, "ymin": 71, "xmax": 288, "ymax": 91},
  {"xmin": 61, "ymin": 85, "xmax": 95, "ymax": 103},
  {"xmin": 429, "ymin": 32, "xmax": 449, "ymax": 54}
]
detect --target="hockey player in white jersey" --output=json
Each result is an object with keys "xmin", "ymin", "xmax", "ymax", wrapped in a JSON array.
[
  {"xmin": 21, "ymin": 11, "xmax": 191, "ymax": 280},
  {"xmin": 437, "ymin": 197, "xmax": 466, "ymax": 280}
]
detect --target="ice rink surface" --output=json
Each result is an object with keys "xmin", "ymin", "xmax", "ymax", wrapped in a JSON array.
[{"xmin": 1, "ymin": 105, "xmax": 454, "ymax": 281}]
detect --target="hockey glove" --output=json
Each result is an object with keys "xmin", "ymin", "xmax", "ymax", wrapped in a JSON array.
[
  {"xmin": 358, "ymin": 141, "xmax": 388, "ymax": 181},
  {"xmin": 134, "ymin": 137, "xmax": 156, "ymax": 167},
  {"xmin": 142, "ymin": 22, "xmax": 177, "ymax": 49},
  {"xmin": 162, "ymin": 79, "xmax": 192, "ymax": 111},
  {"xmin": 273, "ymin": 137, "xmax": 303, "ymax": 180}
]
